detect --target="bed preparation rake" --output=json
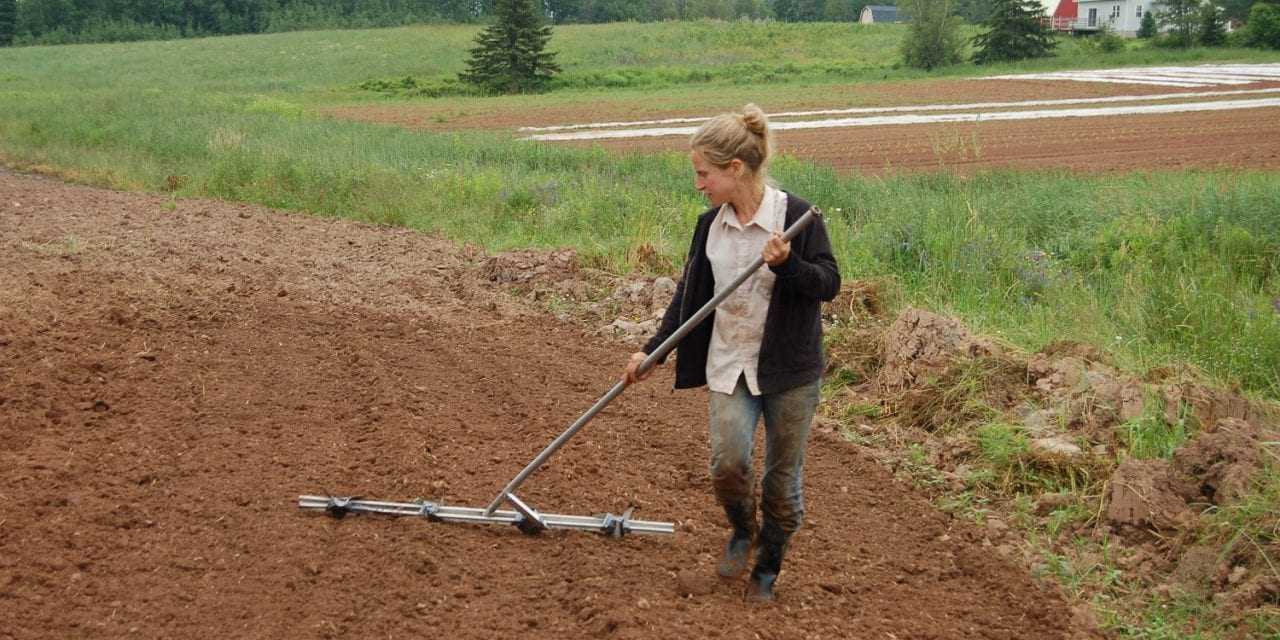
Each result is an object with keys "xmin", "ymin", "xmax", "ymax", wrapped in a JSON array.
[{"xmin": 300, "ymin": 208, "xmax": 820, "ymax": 538}]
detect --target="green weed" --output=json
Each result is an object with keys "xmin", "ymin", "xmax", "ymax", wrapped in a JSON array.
[
  {"xmin": 1120, "ymin": 393, "xmax": 1192, "ymax": 460},
  {"xmin": 1038, "ymin": 538, "xmax": 1126, "ymax": 600},
  {"xmin": 977, "ymin": 422, "xmax": 1029, "ymax": 467},
  {"xmin": 1199, "ymin": 462, "xmax": 1280, "ymax": 581},
  {"xmin": 1044, "ymin": 502, "xmax": 1094, "ymax": 538},
  {"xmin": 1101, "ymin": 591, "xmax": 1246, "ymax": 639},
  {"xmin": 842, "ymin": 401, "xmax": 882, "ymax": 421}
]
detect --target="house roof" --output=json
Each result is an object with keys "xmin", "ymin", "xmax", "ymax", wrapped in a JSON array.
[{"xmin": 1053, "ymin": 0, "xmax": 1078, "ymax": 18}]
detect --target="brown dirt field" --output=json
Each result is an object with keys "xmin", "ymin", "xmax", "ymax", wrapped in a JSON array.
[
  {"xmin": 327, "ymin": 76, "xmax": 1280, "ymax": 174},
  {"xmin": 590, "ymin": 105, "xmax": 1280, "ymax": 174},
  {"xmin": 0, "ymin": 167, "xmax": 1090, "ymax": 639},
  {"xmin": 327, "ymin": 78, "xmax": 1220, "ymax": 133}
]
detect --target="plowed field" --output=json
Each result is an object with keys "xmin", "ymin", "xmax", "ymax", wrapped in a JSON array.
[
  {"xmin": 330, "ymin": 74, "xmax": 1280, "ymax": 174},
  {"xmin": 0, "ymin": 168, "xmax": 1092, "ymax": 639}
]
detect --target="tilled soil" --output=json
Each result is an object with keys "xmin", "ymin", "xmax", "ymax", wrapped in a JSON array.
[
  {"xmin": 593, "ymin": 105, "xmax": 1280, "ymax": 174},
  {"xmin": 1, "ymin": 168, "xmax": 1086, "ymax": 639},
  {"xmin": 329, "ymin": 76, "xmax": 1280, "ymax": 174},
  {"xmin": 326, "ymin": 78, "xmax": 1187, "ymax": 133}
]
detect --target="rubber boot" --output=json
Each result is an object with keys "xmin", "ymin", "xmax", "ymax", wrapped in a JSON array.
[
  {"xmin": 745, "ymin": 523, "xmax": 788, "ymax": 603},
  {"xmin": 716, "ymin": 501, "xmax": 757, "ymax": 579}
]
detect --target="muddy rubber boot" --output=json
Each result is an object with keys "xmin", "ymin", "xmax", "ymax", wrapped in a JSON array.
[
  {"xmin": 745, "ymin": 571, "xmax": 777, "ymax": 602},
  {"xmin": 745, "ymin": 524, "xmax": 788, "ymax": 603},
  {"xmin": 716, "ymin": 501, "xmax": 757, "ymax": 579},
  {"xmin": 717, "ymin": 532, "xmax": 752, "ymax": 579}
]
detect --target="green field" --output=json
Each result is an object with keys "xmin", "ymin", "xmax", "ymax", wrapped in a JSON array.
[
  {"xmin": 2, "ymin": 20, "xmax": 1279, "ymax": 637},
  {"xmin": 1, "ymin": 21, "xmax": 1279, "ymax": 403}
]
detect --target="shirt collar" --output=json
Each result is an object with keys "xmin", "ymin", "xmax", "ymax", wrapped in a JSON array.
[{"xmin": 717, "ymin": 186, "xmax": 781, "ymax": 233}]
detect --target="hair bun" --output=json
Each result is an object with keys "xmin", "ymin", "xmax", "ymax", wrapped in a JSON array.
[{"xmin": 740, "ymin": 104, "xmax": 768, "ymax": 138}]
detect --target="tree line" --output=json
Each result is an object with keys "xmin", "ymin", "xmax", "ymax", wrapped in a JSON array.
[
  {"xmin": 899, "ymin": 0, "xmax": 1280, "ymax": 72},
  {"xmin": 0, "ymin": 0, "xmax": 896, "ymax": 46},
  {"xmin": 2, "ymin": 0, "xmax": 1276, "ymax": 50}
]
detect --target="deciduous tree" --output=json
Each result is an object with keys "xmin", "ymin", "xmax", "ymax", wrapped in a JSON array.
[
  {"xmin": 1154, "ymin": 0, "xmax": 1199, "ymax": 47},
  {"xmin": 824, "ymin": 0, "xmax": 861, "ymax": 21},
  {"xmin": 1245, "ymin": 0, "xmax": 1280, "ymax": 48},
  {"xmin": 797, "ymin": 0, "xmax": 826, "ymax": 19},
  {"xmin": 0, "ymin": 0, "xmax": 16, "ymax": 46},
  {"xmin": 899, "ymin": 0, "xmax": 964, "ymax": 69},
  {"xmin": 772, "ymin": 0, "xmax": 800, "ymax": 20},
  {"xmin": 460, "ymin": 0, "xmax": 561, "ymax": 93}
]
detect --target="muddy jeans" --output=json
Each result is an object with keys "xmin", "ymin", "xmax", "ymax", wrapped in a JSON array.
[{"xmin": 708, "ymin": 375, "xmax": 821, "ymax": 537}]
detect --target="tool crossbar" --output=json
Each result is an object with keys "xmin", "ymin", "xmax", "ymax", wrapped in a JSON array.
[{"xmin": 298, "ymin": 495, "xmax": 675, "ymax": 536}]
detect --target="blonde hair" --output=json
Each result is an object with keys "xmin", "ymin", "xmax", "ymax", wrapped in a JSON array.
[{"xmin": 690, "ymin": 104, "xmax": 773, "ymax": 186}]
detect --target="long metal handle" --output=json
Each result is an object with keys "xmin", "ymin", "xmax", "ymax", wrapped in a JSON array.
[{"xmin": 483, "ymin": 207, "xmax": 821, "ymax": 515}]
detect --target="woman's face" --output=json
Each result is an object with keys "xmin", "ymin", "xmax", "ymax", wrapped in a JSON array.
[{"xmin": 691, "ymin": 149, "xmax": 742, "ymax": 207}]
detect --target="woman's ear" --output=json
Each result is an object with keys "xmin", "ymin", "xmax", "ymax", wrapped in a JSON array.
[{"xmin": 729, "ymin": 158, "xmax": 745, "ymax": 178}]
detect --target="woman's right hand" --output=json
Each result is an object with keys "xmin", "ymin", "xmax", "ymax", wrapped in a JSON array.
[{"xmin": 624, "ymin": 351, "xmax": 656, "ymax": 385}]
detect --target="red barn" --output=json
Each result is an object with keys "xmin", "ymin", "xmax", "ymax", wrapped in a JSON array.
[{"xmin": 1051, "ymin": 0, "xmax": 1078, "ymax": 31}]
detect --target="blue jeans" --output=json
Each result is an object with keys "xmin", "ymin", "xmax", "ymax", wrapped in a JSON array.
[{"xmin": 708, "ymin": 375, "xmax": 821, "ymax": 537}]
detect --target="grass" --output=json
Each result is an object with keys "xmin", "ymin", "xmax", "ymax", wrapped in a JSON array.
[
  {"xmin": 977, "ymin": 422, "xmax": 1030, "ymax": 467},
  {"xmin": 3, "ymin": 71, "xmax": 1280, "ymax": 399},
  {"xmin": 4, "ymin": 22, "xmax": 1276, "ymax": 639},
  {"xmin": 1, "ymin": 21, "xmax": 1278, "ymax": 104},
  {"xmin": 1121, "ymin": 393, "xmax": 1193, "ymax": 460},
  {"xmin": 2, "ymin": 75, "xmax": 1278, "ymax": 399}
]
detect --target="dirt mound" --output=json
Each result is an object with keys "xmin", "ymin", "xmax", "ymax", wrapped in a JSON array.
[
  {"xmin": 0, "ymin": 168, "xmax": 1085, "ymax": 639},
  {"xmin": 481, "ymin": 247, "xmax": 580, "ymax": 286},
  {"xmin": 865, "ymin": 304, "xmax": 1278, "ymax": 630},
  {"xmin": 1027, "ymin": 349, "xmax": 1145, "ymax": 438},
  {"xmin": 877, "ymin": 308, "xmax": 1003, "ymax": 392},
  {"xmin": 1037, "ymin": 340, "xmax": 1113, "ymax": 366},
  {"xmin": 822, "ymin": 281, "xmax": 890, "ymax": 389},
  {"xmin": 873, "ymin": 308, "xmax": 1029, "ymax": 434},
  {"xmin": 475, "ymin": 245, "xmax": 681, "ymax": 342},
  {"xmin": 1158, "ymin": 381, "xmax": 1275, "ymax": 430},
  {"xmin": 1170, "ymin": 417, "xmax": 1275, "ymax": 507},
  {"xmin": 1105, "ymin": 459, "xmax": 1195, "ymax": 530},
  {"xmin": 826, "ymin": 279, "xmax": 887, "ymax": 325}
]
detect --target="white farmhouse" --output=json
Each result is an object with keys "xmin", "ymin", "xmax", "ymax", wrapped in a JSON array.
[{"xmin": 1074, "ymin": 0, "xmax": 1155, "ymax": 36}]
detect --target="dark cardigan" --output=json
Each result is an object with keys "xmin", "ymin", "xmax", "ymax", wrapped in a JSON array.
[{"xmin": 642, "ymin": 193, "xmax": 841, "ymax": 394}]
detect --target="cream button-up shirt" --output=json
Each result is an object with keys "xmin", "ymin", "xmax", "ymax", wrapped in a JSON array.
[{"xmin": 705, "ymin": 186, "xmax": 788, "ymax": 396}]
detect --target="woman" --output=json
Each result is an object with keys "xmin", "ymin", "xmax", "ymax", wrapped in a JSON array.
[{"xmin": 624, "ymin": 104, "xmax": 840, "ymax": 602}]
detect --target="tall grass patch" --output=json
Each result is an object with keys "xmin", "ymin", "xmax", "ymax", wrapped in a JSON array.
[
  {"xmin": 1, "ymin": 26, "xmax": 1279, "ymax": 399},
  {"xmin": 774, "ymin": 166, "xmax": 1280, "ymax": 399}
]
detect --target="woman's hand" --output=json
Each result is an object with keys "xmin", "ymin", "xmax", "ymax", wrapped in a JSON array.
[
  {"xmin": 763, "ymin": 232, "xmax": 791, "ymax": 267},
  {"xmin": 624, "ymin": 351, "xmax": 656, "ymax": 384}
]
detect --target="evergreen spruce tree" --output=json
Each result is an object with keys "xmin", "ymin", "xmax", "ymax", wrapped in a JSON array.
[
  {"xmin": 0, "ymin": 0, "xmax": 16, "ymax": 47},
  {"xmin": 459, "ymin": 0, "xmax": 561, "ymax": 94},
  {"xmin": 1198, "ymin": 2, "xmax": 1226, "ymax": 44},
  {"xmin": 1137, "ymin": 8, "xmax": 1158, "ymax": 37},
  {"xmin": 971, "ymin": 0, "xmax": 1057, "ymax": 64}
]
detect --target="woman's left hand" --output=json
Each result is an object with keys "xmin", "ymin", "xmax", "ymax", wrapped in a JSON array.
[{"xmin": 763, "ymin": 232, "xmax": 790, "ymax": 267}]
